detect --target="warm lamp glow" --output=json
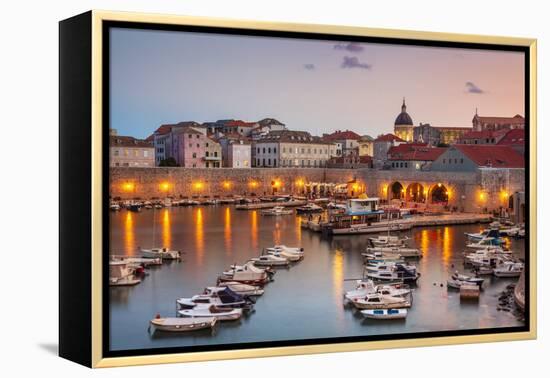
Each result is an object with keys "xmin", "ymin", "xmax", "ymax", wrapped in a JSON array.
[
  {"xmin": 222, "ymin": 181, "xmax": 231, "ymax": 189},
  {"xmin": 295, "ymin": 179, "xmax": 304, "ymax": 187},
  {"xmin": 159, "ymin": 182, "xmax": 171, "ymax": 192},
  {"xmin": 249, "ymin": 181, "xmax": 258, "ymax": 188},
  {"xmin": 272, "ymin": 179, "xmax": 282, "ymax": 188},
  {"xmin": 193, "ymin": 181, "xmax": 204, "ymax": 190},
  {"xmin": 122, "ymin": 182, "xmax": 135, "ymax": 192}
]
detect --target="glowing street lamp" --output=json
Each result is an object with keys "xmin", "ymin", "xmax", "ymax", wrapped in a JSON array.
[
  {"xmin": 159, "ymin": 181, "xmax": 171, "ymax": 192},
  {"xmin": 222, "ymin": 181, "xmax": 232, "ymax": 190},
  {"xmin": 193, "ymin": 181, "xmax": 204, "ymax": 190},
  {"xmin": 122, "ymin": 182, "xmax": 135, "ymax": 192}
]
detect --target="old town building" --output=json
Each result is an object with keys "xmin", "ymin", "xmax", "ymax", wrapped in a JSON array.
[{"xmin": 110, "ymin": 135, "xmax": 154, "ymax": 167}]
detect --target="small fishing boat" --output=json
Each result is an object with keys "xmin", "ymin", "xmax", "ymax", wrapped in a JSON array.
[
  {"xmin": 178, "ymin": 305, "xmax": 243, "ymax": 321},
  {"xmin": 344, "ymin": 280, "xmax": 410, "ymax": 302},
  {"xmin": 127, "ymin": 203, "xmax": 141, "ymax": 212},
  {"xmin": 361, "ymin": 308, "xmax": 408, "ymax": 320},
  {"xmin": 250, "ymin": 254, "xmax": 289, "ymax": 267},
  {"xmin": 110, "ymin": 203, "xmax": 121, "ymax": 211},
  {"xmin": 207, "ymin": 283, "xmax": 265, "ymax": 297},
  {"xmin": 369, "ymin": 235, "xmax": 409, "ymax": 247},
  {"xmin": 351, "ymin": 293, "xmax": 411, "ymax": 310},
  {"xmin": 265, "ymin": 245, "xmax": 304, "ymax": 255},
  {"xmin": 176, "ymin": 287, "xmax": 253, "ymax": 310},
  {"xmin": 493, "ymin": 261, "xmax": 524, "ymax": 277},
  {"xmin": 466, "ymin": 235, "xmax": 503, "ymax": 249},
  {"xmin": 109, "ymin": 261, "xmax": 141, "ymax": 286},
  {"xmin": 465, "ymin": 228, "xmax": 502, "ymax": 241},
  {"xmin": 140, "ymin": 247, "xmax": 181, "ymax": 260},
  {"xmin": 149, "ymin": 315, "xmax": 216, "ymax": 333},
  {"xmin": 473, "ymin": 265, "xmax": 494, "ymax": 275},
  {"xmin": 295, "ymin": 203, "xmax": 324, "ymax": 214},
  {"xmin": 218, "ymin": 262, "xmax": 272, "ymax": 285},
  {"xmin": 365, "ymin": 262, "xmax": 420, "ymax": 283},
  {"xmin": 260, "ymin": 206, "xmax": 293, "ymax": 216},
  {"xmin": 365, "ymin": 246, "xmax": 422, "ymax": 258},
  {"xmin": 447, "ymin": 271, "xmax": 484, "ymax": 289},
  {"xmin": 110, "ymin": 255, "xmax": 163, "ymax": 267}
]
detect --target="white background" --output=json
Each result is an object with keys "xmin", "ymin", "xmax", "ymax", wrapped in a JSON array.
[{"xmin": 1, "ymin": 0, "xmax": 547, "ymax": 376}]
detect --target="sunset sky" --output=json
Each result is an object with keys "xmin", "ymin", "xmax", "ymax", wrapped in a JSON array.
[{"xmin": 110, "ymin": 28, "xmax": 525, "ymax": 139}]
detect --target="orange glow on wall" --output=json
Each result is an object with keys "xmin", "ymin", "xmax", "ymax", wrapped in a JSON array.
[
  {"xmin": 193, "ymin": 181, "xmax": 204, "ymax": 190},
  {"xmin": 249, "ymin": 181, "xmax": 258, "ymax": 188},
  {"xmin": 222, "ymin": 181, "xmax": 232, "ymax": 189},
  {"xmin": 159, "ymin": 181, "xmax": 171, "ymax": 192},
  {"xmin": 295, "ymin": 179, "xmax": 304, "ymax": 187},
  {"xmin": 272, "ymin": 179, "xmax": 282, "ymax": 188},
  {"xmin": 122, "ymin": 182, "xmax": 135, "ymax": 192}
]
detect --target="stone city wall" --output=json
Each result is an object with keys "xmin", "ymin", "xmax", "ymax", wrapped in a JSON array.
[{"xmin": 110, "ymin": 167, "xmax": 525, "ymax": 213}]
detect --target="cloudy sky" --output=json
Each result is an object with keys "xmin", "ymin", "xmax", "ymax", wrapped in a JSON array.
[{"xmin": 110, "ymin": 28, "xmax": 525, "ymax": 139}]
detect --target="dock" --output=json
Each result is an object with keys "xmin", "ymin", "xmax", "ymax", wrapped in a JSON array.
[
  {"xmin": 236, "ymin": 200, "xmax": 307, "ymax": 210},
  {"xmin": 303, "ymin": 212, "xmax": 492, "ymax": 234}
]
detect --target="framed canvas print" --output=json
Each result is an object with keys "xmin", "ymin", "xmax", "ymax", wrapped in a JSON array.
[{"xmin": 59, "ymin": 10, "xmax": 537, "ymax": 368}]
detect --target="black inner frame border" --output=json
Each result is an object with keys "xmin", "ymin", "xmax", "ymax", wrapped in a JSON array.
[{"xmin": 102, "ymin": 20, "xmax": 531, "ymax": 359}]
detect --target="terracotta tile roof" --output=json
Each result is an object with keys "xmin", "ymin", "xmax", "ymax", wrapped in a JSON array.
[
  {"xmin": 324, "ymin": 129, "xmax": 361, "ymax": 141},
  {"xmin": 225, "ymin": 120, "xmax": 257, "ymax": 127},
  {"xmin": 154, "ymin": 121, "xmax": 202, "ymax": 135},
  {"xmin": 497, "ymin": 129, "xmax": 526, "ymax": 146},
  {"xmin": 453, "ymin": 145, "xmax": 524, "ymax": 168},
  {"xmin": 474, "ymin": 114, "xmax": 525, "ymax": 125},
  {"xmin": 374, "ymin": 133, "xmax": 405, "ymax": 142},
  {"xmin": 459, "ymin": 129, "xmax": 507, "ymax": 140},
  {"xmin": 388, "ymin": 144, "xmax": 446, "ymax": 161},
  {"xmin": 110, "ymin": 135, "xmax": 153, "ymax": 148},
  {"xmin": 258, "ymin": 130, "xmax": 333, "ymax": 145}
]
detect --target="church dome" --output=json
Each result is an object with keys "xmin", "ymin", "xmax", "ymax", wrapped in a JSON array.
[{"xmin": 394, "ymin": 98, "xmax": 413, "ymax": 126}]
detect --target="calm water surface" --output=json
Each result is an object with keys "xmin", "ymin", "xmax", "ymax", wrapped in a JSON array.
[{"xmin": 109, "ymin": 206, "xmax": 525, "ymax": 351}]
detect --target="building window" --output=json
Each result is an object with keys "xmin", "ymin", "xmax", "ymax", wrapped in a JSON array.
[
  {"xmin": 274, "ymin": 147, "xmax": 277, "ymax": 153},
  {"xmin": 196, "ymin": 144, "xmax": 200, "ymax": 148},
  {"xmin": 460, "ymin": 158, "xmax": 464, "ymax": 164},
  {"xmin": 263, "ymin": 148, "xmax": 266, "ymax": 154},
  {"xmin": 124, "ymin": 149, "xmax": 129, "ymax": 156},
  {"xmin": 113, "ymin": 149, "xmax": 119, "ymax": 156},
  {"xmin": 189, "ymin": 143, "xmax": 192, "ymax": 148},
  {"xmin": 206, "ymin": 151, "xmax": 210, "ymax": 157},
  {"xmin": 192, "ymin": 153, "xmax": 197, "ymax": 158}
]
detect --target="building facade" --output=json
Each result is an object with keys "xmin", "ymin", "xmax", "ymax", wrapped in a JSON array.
[
  {"xmin": 358, "ymin": 135, "xmax": 374, "ymax": 156},
  {"xmin": 110, "ymin": 135, "xmax": 155, "ymax": 167},
  {"xmin": 253, "ymin": 130, "xmax": 336, "ymax": 168},
  {"xmin": 387, "ymin": 144, "xmax": 446, "ymax": 171},
  {"xmin": 373, "ymin": 133, "xmax": 405, "ymax": 168},
  {"xmin": 414, "ymin": 123, "xmax": 472, "ymax": 146},
  {"xmin": 472, "ymin": 113, "xmax": 525, "ymax": 132},
  {"xmin": 431, "ymin": 145, "xmax": 524, "ymax": 172},
  {"xmin": 322, "ymin": 130, "xmax": 361, "ymax": 156},
  {"xmin": 204, "ymin": 137, "xmax": 222, "ymax": 168},
  {"xmin": 219, "ymin": 136, "xmax": 252, "ymax": 168}
]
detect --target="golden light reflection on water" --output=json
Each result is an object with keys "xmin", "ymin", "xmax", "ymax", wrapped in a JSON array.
[
  {"xmin": 332, "ymin": 249, "xmax": 344, "ymax": 308},
  {"xmin": 161, "ymin": 208, "xmax": 171, "ymax": 248},
  {"xmin": 250, "ymin": 210, "xmax": 258, "ymax": 250},
  {"xmin": 420, "ymin": 229, "xmax": 429, "ymax": 255},
  {"xmin": 124, "ymin": 211, "xmax": 135, "ymax": 256},
  {"xmin": 295, "ymin": 216, "xmax": 302, "ymax": 243},
  {"xmin": 442, "ymin": 226, "xmax": 451, "ymax": 264},
  {"xmin": 195, "ymin": 208, "xmax": 204, "ymax": 265},
  {"xmin": 273, "ymin": 222, "xmax": 281, "ymax": 245},
  {"xmin": 224, "ymin": 207, "xmax": 232, "ymax": 255}
]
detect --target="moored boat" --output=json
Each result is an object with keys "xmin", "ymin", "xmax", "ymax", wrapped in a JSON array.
[
  {"xmin": 149, "ymin": 315, "xmax": 216, "ymax": 332},
  {"xmin": 369, "ymin": 235, "xmax": 409, "ymax": 247},
  {"xmin": 260, "ymin": 206, "xmax": 294, "ymax": 216},
  {"xmin": 295, "ymin": 203, "xmax": 324, "ymax": 214},
  {"xmin": 178, "ymin": 305, "xmax": 243, "ymax": 321},
  {"xmin": 361, "ymin": 308, "xmax": 408, "ymax": 320},
  {"xmin": 365, "ymin": 246, "xmax": 422, "ymax": 258},
  {"xmin": 447, "ymin": 271, "xmax": 484, "ymax": 289},
  {"xmin": 493, "ymin": 261, "xmax": 524, "ymax": 277},
  {"xmin": 250, "ymin": 254, "xmax": 289, "ymax": 267},
  {"xmin": 351, "ymin": 293, "xmax": 411, "ymax": 310},
  {"xmin": 140, "ymin": 247, "xmax": 181, "ymax": 260},
  {"xmin": 208, "ymin": 282, "xmax": 265, "ymax": 296}
]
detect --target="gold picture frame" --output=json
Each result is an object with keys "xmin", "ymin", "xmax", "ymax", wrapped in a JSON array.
[{"xmin": 59, "ymin": 10, "xmax": 537, "ymax": 368}]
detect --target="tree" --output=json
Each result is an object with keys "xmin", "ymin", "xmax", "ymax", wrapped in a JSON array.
[{"xmin": 159, "ymin": 157, "xmax": 179, "ymax": 167}]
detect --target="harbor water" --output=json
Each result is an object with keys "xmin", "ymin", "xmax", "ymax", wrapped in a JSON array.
[{"xmin": 109, "ymin": 206, "xmax": 525, "ymax": 351}]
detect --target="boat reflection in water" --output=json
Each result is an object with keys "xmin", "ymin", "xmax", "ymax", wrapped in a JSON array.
[{"xmin": 109, "ymin": 205, "xmax": 525, "ymax": 351}]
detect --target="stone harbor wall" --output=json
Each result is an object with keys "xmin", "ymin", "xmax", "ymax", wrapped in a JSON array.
[{"xmin": 110, "ymin": 167, "xmax": 525, "ymax": 213}]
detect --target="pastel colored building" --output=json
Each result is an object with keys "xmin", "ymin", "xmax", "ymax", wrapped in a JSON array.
[{"xmin": 110, "ymin": 135, "xmax": 154, "ymax": 167}]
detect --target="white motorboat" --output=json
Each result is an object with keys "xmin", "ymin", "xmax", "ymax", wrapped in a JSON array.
[
  {"xmin": 110, "ymin": 203, "xmax": 121, "ymax": 211},
  {"xmin": 265, "ymin": 250, "xmax": 301, "ymax": 262},
  {"xmin": 351, "ymin": 293, "xmax": 411, "ymax": 310},
  {"xmin": 361, "ymin": 308, "xmax": 408, "ymax": 320},
  {"xmin": 369, "ymin": 235, "xmax": 409, "ymax": 247},
  {"xmin": 365, "ymin": 246, "xmax": 422, "ymax": 258},
  {"xmin": 218, "ymin": 262, "xmax": 272, "ymax": 285},
  {"xmin": 473, "ymin": 265, "xmax": 494, "ymax": 275},
  {"xmin": 366, "ymin": 263, "xmax": 420, "ymax": 282},
  {"xmin": 250, "ymin": 254, "xmax": 289, "ymax": 267},
  {"xmin": 110, "ymin": 255, "xmax": 163, "ymax": 267},
  {"xmin": 344, "ymin": 280, "xmax": 410, "ymax": 302},
  {"xmin": 295, "ymin": 203, "xmax": 324, "ymax": 214},
  {"xmin": 207, "ymin": 283, "xmax": 265, "ymax": 297},
  {"xmin": 493, "ymin": 261, "xmax": 524, "ymax": 277},
  {"xmin": 109, "ymin": 261, "xmax": 141, "ymax": 286},
  {"xmin": 140, "ymin": 247, "xmax": 181, "ymax": 260},
  {"xmin": 149, "ymin": 316, "xmax": 216, "ymax": 332},
  {"xmin": 466, "ymin": 236, "xmax": 503, "ymax": 249},
  {"xmin": 265, "ymin": 245, "xmax": 304, "ymax": 256},
  {"xmin": 260, "ymin": 206, "xmax": 293, "ymax": 216},
  {"xmin": 176, "ymin": 287, "xmax": 252, "ymax": 310},
  {"xmin": 178, "ymin": 305, "xmax": 243, "ymax": 321},
  {"xmin": 447, "ymin": 271, "xmax": 484, "ymax": 289}
]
